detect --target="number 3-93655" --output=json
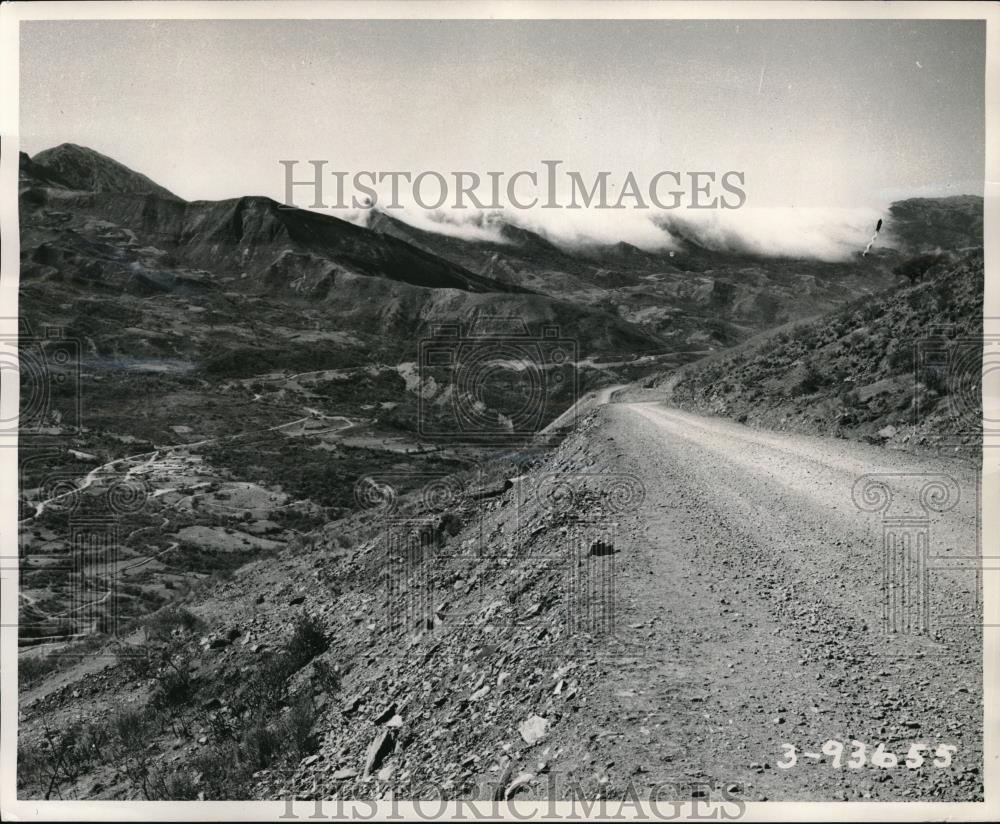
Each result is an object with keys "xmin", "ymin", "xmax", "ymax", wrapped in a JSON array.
[{"xmin": 777, "ymin": 741, "xmax": 956, "ymax": 769}]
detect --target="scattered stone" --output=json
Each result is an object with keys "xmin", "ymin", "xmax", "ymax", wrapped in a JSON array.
[
  {"xmin": 373, "ymin": 703, "xmax": 398, "ymax": 724},
  {"xmin": 363, "ymin": 729, "xmax": 396, "ymax": 777},
  {"xmin": 342, "ymin": 696, "xmax": 364, "ymax": 717},
  {"xmin": 518, "ymin": 715, "xmax": 549, "ymax": 746},
  {"xmin": 332, "ymin": 767, "xmax": 358, "ymax": 780}
]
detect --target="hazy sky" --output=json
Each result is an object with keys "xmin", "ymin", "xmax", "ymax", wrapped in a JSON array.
[{"xmin": 18, "ymin": 18, "xmax": 986, "ymax": 256}]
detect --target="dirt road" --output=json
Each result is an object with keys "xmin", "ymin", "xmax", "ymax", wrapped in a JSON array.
[
  {"xmin": 541, "ymin": 384, "xmax": 627, "ymax": 435},
  {"xmin": 555, "ymin": 402, "xmax": 983, "ymax": 801}
]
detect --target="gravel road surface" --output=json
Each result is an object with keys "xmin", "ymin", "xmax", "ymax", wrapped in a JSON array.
[{"xmin": 555, "ymin": 402, "xmax": 983, "ymax": 801}]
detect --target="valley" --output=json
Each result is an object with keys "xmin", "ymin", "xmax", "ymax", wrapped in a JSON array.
[{"xmin": 14, "ymin": 143, "xmax": 984, "ymax": 803}]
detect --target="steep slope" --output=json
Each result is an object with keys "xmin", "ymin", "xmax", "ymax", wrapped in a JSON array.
[{"xmin": 639, "ymin": 252, "xmax": 984, "ymax": 451}]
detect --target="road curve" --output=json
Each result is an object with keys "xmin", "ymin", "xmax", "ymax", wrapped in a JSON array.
[
  {"xmin": 540, "ymin": 383, "xmax": 627, "ymax": 435},
  {"xmin": 562, "ymin": 402, "xmax": 982, "ymax": 801}
]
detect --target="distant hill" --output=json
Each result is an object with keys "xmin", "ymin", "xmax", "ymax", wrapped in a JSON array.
[
  {"xmin": 18, "ymin": 144, "xmax": 665, "ymax": 371},
  {"xmin": 18, "ymin": 143, "xmax": 984, "ymax": 374},
  {"xmin": 369, "ymin": 211, "xmax": 913, "ymax": 352}
]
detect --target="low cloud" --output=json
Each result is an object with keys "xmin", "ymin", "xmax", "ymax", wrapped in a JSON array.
[
  {"xmin": 655, "ymin": 207, "xmax": 888, "ymax": 262},
  {"xmin": 368, "ymin": 204, "xmax": 888, "ymax": 262}
]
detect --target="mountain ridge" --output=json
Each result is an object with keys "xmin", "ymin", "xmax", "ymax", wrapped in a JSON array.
[{"xmin": 29, "ymin": 143, "xmax": 182, "ymax": 200}]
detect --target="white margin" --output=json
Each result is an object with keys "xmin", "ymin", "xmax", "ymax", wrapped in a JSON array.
[{"xmin": 0, "ymin": 1, "xmax": 997, "ymax": 821}]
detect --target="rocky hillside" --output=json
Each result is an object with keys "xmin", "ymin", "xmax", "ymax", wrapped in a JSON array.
[
  {"xmin": 17, "ymin": 417, "xmax": 655, "ymax": 802},
  {"xmin": 643, "ymin": 252, "xmax": 984, "ymax": 453}
]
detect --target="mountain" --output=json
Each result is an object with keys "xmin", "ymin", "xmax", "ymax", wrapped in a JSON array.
[
  {"xmin": 18, "ymin": 142, "xmax": 984, "ymax": 394},
  {"xmin": 370, "ymin": 209, "xmax": 905, "ymax": 350},
  {"xmin": 28, "ymin": 143, "xmax": 181, "ymax": 199},
  {"xmin": 17, "ymin": 141, "xmax": 672, "ymax": 478},
  {"xmin": 19, "ymin": 152, "xmax": 527, "ymax": 296},
  {"xmin": 367, "ymin": 210, "xmax": 617, "ymax": 288},
  {"xmin": 883, "ymin": 195, "xmax": 983, "ymax": 254}
]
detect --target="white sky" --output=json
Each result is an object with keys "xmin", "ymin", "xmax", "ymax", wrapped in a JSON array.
[{"xmin": 18, "ymin": 19, "xmax": 986, "ymax": 256}]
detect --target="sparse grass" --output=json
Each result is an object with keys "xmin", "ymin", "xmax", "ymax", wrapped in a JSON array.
[
  {"xmin": 143, "ymin": 605, "xmax": 204, "ymax": 641},
  {"xmin": 19, "ymin": 611, "xmax": 335, "ymax": 800}
]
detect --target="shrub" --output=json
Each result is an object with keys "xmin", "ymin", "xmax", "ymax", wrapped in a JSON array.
[
  {"xmin": 924, "ymin": 364, "xmax": 949, "ymax": 395},
  {"xmin": 111, "ymin": 707, "xmax": 151, "ymax": 750},
  {"xmin": 18, "ymin": 655, "xmax": 59, "ymax": 688},
  {"xmin": 144, "ymin": 606, "xmax": 204, "ymax": 641},
  {"xmin": 311, "ymin": 658, "xmax": 342, "ymax": 695},
  {"xmin": 793, "ymin": 360, "xmax": 831, "ymax": 396},
  {"xmin": 194, "ymin": 749, "xmax": 252, "ymax": 797},
  {"xmin": 151, "ymin": 660, "xmax": 195, "ymax": 709},
  {"xmin": 278, "ymin": 696, "xmax": 320, "ymax": 760},
  {"xmin": 285, "ymin": 614, "xmax": 329, "ymax": 670},
  {"xmin": 240, "ymin": 722, "xmax": 283, "ymax": 770},
  {"xmin": 887, "ymin": 342, "xmax": 914, "ymax": 373},
  {"xmin": 143, "ymin": 767, "xmax": 200, "ymax": 800}
]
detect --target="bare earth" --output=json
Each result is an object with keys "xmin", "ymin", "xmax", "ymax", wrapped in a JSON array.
[{"xmin": 553, "ymin": 401, "xmax": 982, "ymax": 801}]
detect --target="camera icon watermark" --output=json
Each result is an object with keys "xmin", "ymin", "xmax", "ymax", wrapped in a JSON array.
[
  {"xmin": 417, "ymin": 318, "xmax": 578, "ymax": 443},
  {"xmin": 0, "ymin": 319, "xmax": 82, "ymax": 443},
  {"xmin": 913, "ymin": 326, "xmax": 1000, "ymax": 446}
]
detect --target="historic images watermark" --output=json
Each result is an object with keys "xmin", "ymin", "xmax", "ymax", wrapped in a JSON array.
[
  {"xmin": 13, "ymin": 449, "xmax": 153, "ymax": 649},
  {"xmin": 1, "ymin": 320, "xmax": 82, "ymax": 444},
  {"xmin": 279, "ymin": 161, "xmax": 747, "ymax": 211},
  {"xmin": 354, "ymin": 466, "xmax": 640, "ymax": 661},
  {"xmin": 417, "ymin": 319, "xmax": 578, "ymax": 445},
  {"xmin": 277, "ymin": 773, "xmax": 747, "ymax": 821},
  {"xmin": 912, "ymin": 327, "xmax": 996, "ymax": 446}
]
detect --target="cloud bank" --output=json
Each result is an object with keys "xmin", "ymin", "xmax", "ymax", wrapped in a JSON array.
[{"xmin": 349, "ymin": 204, "xmax": 891, "ymax": 262}]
